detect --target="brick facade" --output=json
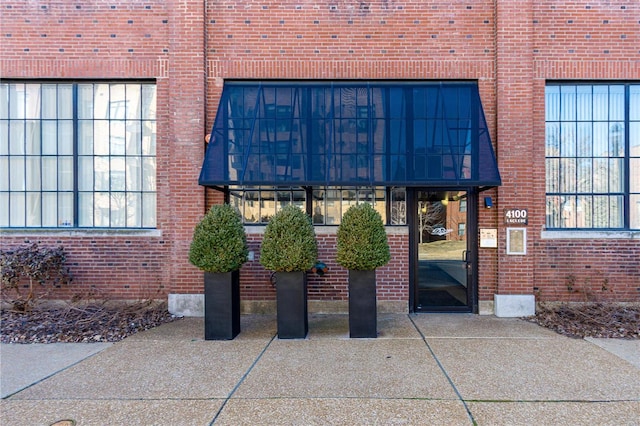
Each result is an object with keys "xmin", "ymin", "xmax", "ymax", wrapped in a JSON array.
[{"xmin": 1, "ymin": 1, "xmax": 638, "ymax": 310}]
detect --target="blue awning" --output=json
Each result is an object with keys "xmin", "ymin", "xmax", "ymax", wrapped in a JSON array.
[{"xmin": 199, "ymin": 81, "xmax": 501, "ymax": 188}]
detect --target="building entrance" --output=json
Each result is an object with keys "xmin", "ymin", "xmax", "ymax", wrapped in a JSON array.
[{"xmin": 413, "ymin": 190, "xmax": 474, "ymax": 312}]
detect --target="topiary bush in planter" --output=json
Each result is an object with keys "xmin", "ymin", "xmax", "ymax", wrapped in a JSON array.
[
  {"xmin": 260, "ymin": 204, "xmax": 317, "ymax": 338},
  {"xmin": 336, "ymin": 203, "xmax": 390, "ymax": 338},
  {"xmin": 336, "ymin": 203, "xmax": 390, "ymax": 271},
  {"xmin": 189, "ymin": 203, "xmax": 248, "ymax": 340},
  {"xmin": 189, "ymin": 204, "xmax": 249, "ymax": 274}
]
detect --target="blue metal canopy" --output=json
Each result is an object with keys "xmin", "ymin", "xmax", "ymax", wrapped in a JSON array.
[{"xmin": 199, "ymin": 81, "xmax": 501, "ymax": 188}]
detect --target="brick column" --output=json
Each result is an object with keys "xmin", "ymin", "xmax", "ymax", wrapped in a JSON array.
[
  {"xmin": 494, "ymin": 0, "xmax": 536, "ymax": 314},
  {"xmin": 166, "ymin": 0, "xmax": 207, "ymax": 294}
]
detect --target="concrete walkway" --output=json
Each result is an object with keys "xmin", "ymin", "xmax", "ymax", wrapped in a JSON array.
[{"xmin": 1, "ymin": 314, "xmax": 638, "ymax": 425}]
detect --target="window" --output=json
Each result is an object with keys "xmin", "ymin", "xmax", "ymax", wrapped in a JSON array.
[
  {"xmin": 228, "ymin": 186, "xmax": 405, "ymax": 225},
  {"xmin": 545, "ymin": 83, "xmax": 639, "ymax": 230},
  {"xmin": 0, "ymin": 81, "xmax": 157, "ymax": 228},
  {"xmin": 458, "ymin": 223, "xmax": 466, "ymax": 236}
]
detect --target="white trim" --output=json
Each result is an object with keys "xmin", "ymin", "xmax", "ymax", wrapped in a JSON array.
[
  {"xmin": 0, "ymin": 229, "xmax": 163, "ymax": 237},
  {"xmin": 541, "ymin": 230, "xmax": 640, "ymax": 240}
]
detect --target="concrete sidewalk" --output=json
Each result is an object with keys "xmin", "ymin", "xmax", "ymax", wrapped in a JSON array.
[{"xmin": 1, "ymin": 314, "xmax": 639, "ymax": 425}]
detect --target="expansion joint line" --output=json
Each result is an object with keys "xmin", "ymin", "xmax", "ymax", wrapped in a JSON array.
[
  {"xmin": 209, "ymin": 333, "xmax": 277, "ymax": 425},
  {"xmin": 408, "ymin": 315, "xmax": 477, "ymax": 426}
]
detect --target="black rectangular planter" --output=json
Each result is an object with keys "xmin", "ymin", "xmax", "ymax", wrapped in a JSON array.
[
  {"xmin": 348, "ymin": 269, "xmax": 377, "ymax": 338},
  {"xmin": 276, "ymin": 271, "xmax": 308, "ymax": 339},
  {"xmin": 204, "ymin": 271, "xmax": 241, "ymax": 340}
]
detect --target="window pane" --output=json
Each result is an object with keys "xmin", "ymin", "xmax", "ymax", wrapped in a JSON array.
[
  {"xmin": 576, "ymin": 159, "xmax": 592, "ymax": 193},
  {"xmin": 576, "ymin": 195, "xmax": 592, "ymax": 228},
  {"xmin": 94, "ymin": 192, "xmax": 109, "ymax": 227},
  {"xmin": 545, "ymin": 86, "xmax": 560, "ymax": 121},
  {"xmin": 631, "ymin": 123, "xmax": 640, "ymax": 151},
  {"xmin": 609, "ymin": 158, "xmax": 623, "ymax": 193},
  {"xmin": 94, "ymin": 84, "xmax": 109, "ymax": 119},
  {"xmin": 110, "ymin": 157, "xmax": 125, "ymax": 191},
  {"xmin": 78, "ymin": 156, "xmax": 94, "ymax": 191},
  {"xmin": 0, "ymin": 157, "xmax": 8, "ymax": 190},
  {"xmin": 26, "ymin": 157, "xmax": 41, "ymax": 191},
  {"xmin": 94, "ymin": 120, "xmax": 109, "ymax": 155},
  {"xmin": 576, "ymin": 86, "xmax": 592, "ymax": 121},
  {"xmin": 610, "ymin": 123, "xmax": 624, "ymax": 156},
  {"xmin": 41, "ymin": 85, "xmax": 57, "ymax": 119},
  {"xmin": 9, "ymin": 157, "xmax": 24, "ymax": 190},
  {"xmin": 609, "ymin": 86, "xmax": 624, "ymax": 121},
  {"xmin": 0, "ymin": 192, "xmax": 8, "ymax": 226},
  {"xmin": 26, "ymin": 192, "xmax": 41, "ymax": 226},
  {"xmin": 576, "ymin": 123, "xmax": 591, "ymax": 157},
  {"xmin": 559, "ymin": 158, "xmax": 576, "ymax": 192},
  {"xmin": 59, "ymin": 156, "xmax": 73, "ymax": 191},
  {"xmin": 127, "ymin": 192, "xmax": 141, "ymax": 227},
  {"xmin": 94, "ymin": 156, "xmax": 109, "ymax": 191},
  {"xmin": 631, "ymin": 195, "xmax": 640, "ymax": 229},
  {"xmin": 560, "ymin": 122, "xmax": 575, "ymax": 156},
  {"xmin": 142, "ymin": 121, "xmax": 156, "ymax": 155},
  {"xmin": 592, "ymin": 158, "xmax": 608, "ymax": 192},
  {"xmin": 58, "ymin": 85, "xmax": 73, "ymax": 119},
  {"xmin": 593, "ymin": 196, "xmax": 609, "ymax": 227},
  {"xmin": 593, "ymin": 122, "xmax": 608, "ymax": 157},
  {"xmin": 141, "ymin": 85, "xmax": 156, "ymax": 120},
  {"xmin": 561, "ymin": 195, "xmax": 576, "ymax": 228},
  {"xmin": 25, "ymin": 84, "xmax": 41, "ymax": 119},
  {"xmin": 592, "ymin": 86, "xmax": 608, "ymax": 121},
  {"xmin": 78, "ymin": 84, "xmax": 94, "ymax": 119},
  {"xmin": 110, "ymin": 193, "xmax": 126, "ymax": 227},
  {"xmin": 77, "ymin": 121, "xmax": 93, "ymax": 156},
  {"xmin": 142, "ymin": 157, "xmax": 156, "ymax": 191},
  {"xmin": 546, "ymin": 123, "xmax": 560, "ymax": 156},
  {"xmin": 630, "ymin": 86, "xmax": 640, "ymax": 120},
  {"xmin": 126, "ymin": 121, "xmax": 141, "ymax": 155},
  {"xmin": 42, "ymin": 157, "xmax": 58, "ymax": 191},
  {"xmin": 0, "ymin": 120, "xmax": 7, "ymax": 155},
  {"xmin": 9, "ymin": 192, "xmax": 25, "ymax": 226},
  {"xmin": 58, "ymin": 192, "xmax": 73, "ymax": 227},
  {"xmin": 110, "ymin": 85, "xmax": 126, "ymax": 120},
  {"xmin": 110, "ymin": 120, "xmax": 126, "ymax": 155},
  {"xmin": 79, "ymin": 192, "xmax": 93, "ymax": 227},
  {"xmin": 560, "ymin": 86, "xmax": 576, "ymax": 121},
  {"xmin": 142, "ymin": 192, "xmax": 156, "ymax": 227},
  {"xmin": 42, "ymin": 192, "xmax": 57, "ymax": 227},
  {"xmin": 631, "ymin": 158, "xmax": 640, "ymax": 192},
  {"xmin": 9, "ymin": 121, "xmax": 24, "ymax": 154},
  {"xmin": 25, "ymin": 120, "xmax": 41, "ymax": 155},
  {"xmin": 126, "ymin": 84, "xmax": 141, "ymax": 120},
  {"xmin": 610, "ymin": 195, "xmax": 623, "ymax": 228},
  {"xmin": 0, "ymin": 84, "xmax": 8, "ymax": 119},
  {"xmin": 126, "ymin": 157, "xmax": 141, "ymax": 191},
  {"xmin": 58, "ymin": 120, "xmax": 73, "ymax": 155},
  {"xmin": 42, "ymin": 121, "xmax": 57, "ymax": 155}
]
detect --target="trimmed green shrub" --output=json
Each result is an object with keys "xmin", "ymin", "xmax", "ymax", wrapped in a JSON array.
[
  {"xmin": 260, "ymin": 205, "xmax": 318, "ymax": 272},
  {"xmin": 189, "ymin": 204, "xmax": 249, "ymax": 273},
  {"xmin": 336, "ymin": 203, "xmax": 391, "ymax": 271}
]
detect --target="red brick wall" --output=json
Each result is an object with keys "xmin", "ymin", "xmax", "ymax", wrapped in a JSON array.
[
  {"xmin": 238, "ymin": 230, "xmax": 408, "ymax": 304},
  {"xmin": 0, "ymin": 1, "xmax": 205, "ymax": 300},
  {"xmin": 2, "ymin": 0, "xmax": 638, "ymax": 307}
]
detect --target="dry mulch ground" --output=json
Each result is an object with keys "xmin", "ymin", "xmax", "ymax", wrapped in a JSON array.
[
  {"xmin": 523, "ymin": 303, "xmax": 640, "ymax": 339},
  {"xmin": 0, "ymin": 301, "xmax": 180, "ymax": 344},
  {"xmin": 1, "ymin": 301, "xmax": 638, "ymax": 344}
]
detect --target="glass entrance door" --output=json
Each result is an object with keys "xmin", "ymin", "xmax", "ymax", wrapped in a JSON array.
[{"xmin": 415, "ymin": 191, "xmax": 471, "ymax": 312}]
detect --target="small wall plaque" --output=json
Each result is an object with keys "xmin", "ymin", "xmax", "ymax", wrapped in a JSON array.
[
  {"xmin": 479, "ymin": 228, "xmax": 498, "ymax": 248},
  {"xmin": 506, "ymin": 228, "xmax": 526, "ymax": 255}
]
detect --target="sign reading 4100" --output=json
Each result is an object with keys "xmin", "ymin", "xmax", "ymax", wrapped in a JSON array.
[{"xmin": 504, "ymin": 208, "xmax": 528, "ymax": 225}]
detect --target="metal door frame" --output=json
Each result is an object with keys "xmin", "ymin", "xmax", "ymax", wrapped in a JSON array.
[{"xmin": 408, "ymin": 188, "xmax": 479, "ymax": 313}]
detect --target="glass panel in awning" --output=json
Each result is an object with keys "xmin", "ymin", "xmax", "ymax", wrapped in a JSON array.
[{"xmin": 199, "ymin": 81, "xmax": 501, "ymax": 188}]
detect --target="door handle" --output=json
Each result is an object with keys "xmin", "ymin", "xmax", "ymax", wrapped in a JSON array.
[{"xmin": 462, "ymin": 250, "xmax": 468, "ymax": 262}]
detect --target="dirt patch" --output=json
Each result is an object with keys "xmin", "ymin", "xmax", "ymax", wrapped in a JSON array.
[{"xmin": 524, "ymin": 303, "xmax": 640, "ymax": 339}]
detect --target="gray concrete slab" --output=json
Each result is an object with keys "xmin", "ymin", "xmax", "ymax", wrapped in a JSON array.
[
  {"xmin": 0, "ymin": 342, "xmax": 111, "ymax": 398},
  {"xmin": 1, "ymin": 313, "xmax": 639, "ymax": 426},
  {"xmin": 0, "ymin": 399, "xmax": 224, "ymax": 426},
  {"xmin": 10, "ymin": 339, "xmax": 272, "ymax": 400},
  {"xmin": 216, "ymin": 398, "xmax": 472, "ymax": 425},
  {"xmin": 234, "ymin": 338, "xmax": 459, "ymax": 400},
  {"xmin": 468, "ymin": 401, "xmax": 640, "ymax": 426},
  {"xmin": 585, "ymin": 337, "xmax": 640, "ymax": 369},
  {"xmin": 427, "ymin": 337, "xmax": 640, "ymax": 401}
]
